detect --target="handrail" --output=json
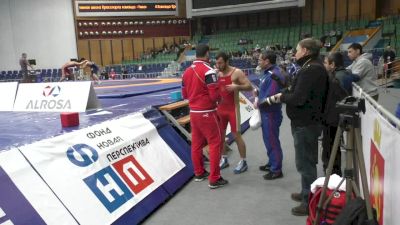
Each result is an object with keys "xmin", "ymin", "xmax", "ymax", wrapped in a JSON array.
[
  {"xmin": 330, "ymin": 26, "xmax": 381, "ymax": 53},
  {"xmin": 363, "ymin": 26, "xmax": 382, "ymax": 48},
  {"xmin": 352, "ymin": 83, "xmax": 400, "ymax": 129}
]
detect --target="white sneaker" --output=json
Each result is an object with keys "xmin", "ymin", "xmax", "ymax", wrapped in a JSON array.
[
  {"xmin": 219, "ymin": 157, "xmax": 229, "ymax": 169},
  {"xmin": 234, "ymin": 160, "xmax": 248, "ymax": 174}
]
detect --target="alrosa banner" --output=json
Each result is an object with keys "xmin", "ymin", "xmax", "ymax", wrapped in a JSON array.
[{"xmin": 13, "ymin": 81, "xmax": 100, "ymax": 112}]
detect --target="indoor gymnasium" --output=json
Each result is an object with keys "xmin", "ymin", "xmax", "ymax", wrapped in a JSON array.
[{"xmin": 0, "ymin": 0, "xmax": 400, "ymax": 224}]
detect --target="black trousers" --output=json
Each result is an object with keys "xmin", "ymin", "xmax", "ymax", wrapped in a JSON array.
[{"xmin": 322, "ymin": 125, "xmax": 342, "ymax": 176}]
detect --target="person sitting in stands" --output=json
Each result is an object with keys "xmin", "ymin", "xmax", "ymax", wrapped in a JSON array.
[{"xmin": 109, "ymin": 68, "xmax": 116, "ymax": 80}]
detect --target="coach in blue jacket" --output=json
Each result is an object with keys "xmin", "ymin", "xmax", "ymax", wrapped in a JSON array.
[{"xmin": 255, "ymin": 50, "xmax": 286, "ymax": 180}]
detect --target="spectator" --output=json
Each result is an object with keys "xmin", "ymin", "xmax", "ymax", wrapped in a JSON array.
[
  {"xmin": 19, "ymin": 53, "xmax": 34, "ymax": 83},
  {"xmin": 109, "ymin": 68, "xmax": 116, "ymax": 80},
  {"xmin": 347, "ymin": 43, "xmax": 379, "ymax": 100},
  {"xmin": 138, "ymin": 64, "xmax": 143, "ymax": 72},
  {"xmin": 383, "ymin": 45, "xmax": 396, "ymax": 76},
  {"xmin": 322, "ymin": 52, "xmax": 358, "ymax": 177},
  {"xmin": 252, "ymin": 46, "xmax": 261, "ymax": 66},
  {"xmin": 122, "ymin": 66, "xmax": 128, "ymax": 79},
  {"xmin": 100, "ymin": 69, "xmax": 108, "ymax": 80},
  {"xmin": 269, "ymin": 38, "xmax": 329, "ymax": 216},
  {"xmin": 254, "ymin": 50, "xmax": 286, "ymax": 180}
]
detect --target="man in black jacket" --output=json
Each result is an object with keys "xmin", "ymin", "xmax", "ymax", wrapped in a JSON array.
[{"xmin": 265, "ymin": 38, "xmax": 329, "ymax": 216}]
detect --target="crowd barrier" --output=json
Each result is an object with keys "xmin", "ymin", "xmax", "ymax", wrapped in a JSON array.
[
  {"xmin": 0, "ymin": 108, "xmax": 193, "ymax": 225},
  {"xmin": 352, "ymin": 83, "xmax": 400, "ymax": 225}
]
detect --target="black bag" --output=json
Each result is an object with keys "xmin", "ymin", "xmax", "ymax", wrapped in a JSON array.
[{"xmin": 333, "ymin": 197, "xmax": 378, "ymax": 225}]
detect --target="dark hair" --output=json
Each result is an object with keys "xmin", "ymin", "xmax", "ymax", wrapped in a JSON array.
[
  {"xmin": 260, "ymin": 50, "xmax": 277, "ymax": 64},
  {"xmin": 348, "ymin": 43, "xmax": 363, "ymax": 54},
  {"xmin": 298, "ymin": 38, "xmax": 321, "ymax": 58},
  {"xmin": 327, "ymin": 52, "xmax": 344, "ymax": 68},
  {"xmin": 79, "ymin": 57, "xmax": 86, "ymax": 62},
  {"xmin": 215, "ymin": 51, "xmax": 229, "ymax": 62},
  {"xmin": 196, "ymin": 44, "xmax": 209, "ymax": 58}
]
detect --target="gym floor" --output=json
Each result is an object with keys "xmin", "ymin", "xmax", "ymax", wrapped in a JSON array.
[{"xmin": 142, "ymin": 87, "xmax": 400, "ymax": 225}]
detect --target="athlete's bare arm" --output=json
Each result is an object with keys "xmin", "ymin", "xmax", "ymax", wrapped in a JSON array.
[
  {"xmin": 81, "ymin": 60, "xmax": 89, "ymax": 68},
  {"xmin": 226, "ymin": 69, "xmax": 253, "ymax": 92}
]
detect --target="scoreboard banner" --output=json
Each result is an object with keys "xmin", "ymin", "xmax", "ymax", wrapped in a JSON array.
[
  {"xmin": 75, "ymin": 0, "xmax": 178, "ymax": 17},
  {"xmin": 19, "ymin": 112, "xmax": 186, "ymax": 225}
]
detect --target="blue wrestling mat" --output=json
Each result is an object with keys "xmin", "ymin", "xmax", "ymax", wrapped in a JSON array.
[
  {"xmin": 0, "ymin": 79, "xmax": 181, "ymax": 150},
  {"xmin": 0, "ymin": 76, "xmax": 260, "ymax": 150},
  {"xmin": 95, "ymin": 79, "xmax": 181, "ymax": 98}
]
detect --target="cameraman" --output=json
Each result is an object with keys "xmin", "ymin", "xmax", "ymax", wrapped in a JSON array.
[
  {"xmin": 267, "ymin": 38, "xmax": 329, "ymax": 216},
  {"xmin": 322, "ymin": 52, "xmax": 357, "ymax": 177}
]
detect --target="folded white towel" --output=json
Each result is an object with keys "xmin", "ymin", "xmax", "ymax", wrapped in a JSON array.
[{"xmin": 311, "ymin": 174, "xmax": 346, "ymax": 193}]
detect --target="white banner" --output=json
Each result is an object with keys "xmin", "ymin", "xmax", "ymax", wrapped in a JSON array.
[
  {"xmin": 0, "ymin": 148, "xmax": 77, "ymax": 225},
  {"xmin": 13, "ymin": 81, "xmax": 100, "ymax": 112},
  {"xmin": 0, "ymin": 82, "xmax": 18, "ymax": 111},
  {"xmin": 358, "ymin": 95, "xmax": 400, "ymax": 225},
  {"xmin": 19, "ymin": 113, "xmax": 185, "ymax": 225},
  {"xmin": 226, "ymin": 92, "xmax": 255, "ymax": 134}
]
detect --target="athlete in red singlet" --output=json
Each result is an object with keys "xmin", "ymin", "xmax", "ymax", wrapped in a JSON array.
[
  {"xmin": 60, "ymin": 59, "xmax": 85, "ymax": 82},
  {"xmin": 216, "ymin": 52, "xmax": 253, "ymax": 174}
]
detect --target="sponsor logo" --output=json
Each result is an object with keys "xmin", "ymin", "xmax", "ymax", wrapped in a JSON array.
[
  {"xmin": 239, "ymin": 96, "xmax": 247, "ymax": 104},
  {"xmin": 42, "ymin": 85, "xmax": 61, "ymax": 97},
  {"xmin": 373, "ymin": 119, "xmax": 381, "ymax": 147},
  {"xmin": 370, "ymin": 120, "xmax": 384, "ymax": 225},
  {"xmin": 67, "ymin": 143, "xmax": 153, "ymax": 213},
  {"xmin": 25, "ymin": 99, "xmax": 71, "ymax": 110},
  {"xmin": 25, "ymin": 85, "xmax": 71, "ymax": 110}
]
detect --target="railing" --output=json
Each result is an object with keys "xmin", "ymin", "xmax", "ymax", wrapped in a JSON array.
[{"xmin": 353, "ymin": 83, "xmax": 400, "ymax": 129}]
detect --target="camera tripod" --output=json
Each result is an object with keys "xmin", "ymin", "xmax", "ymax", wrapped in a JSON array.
[{"xmin": 314, "ymin": 97, "xmax": 376, "ymax": 225}]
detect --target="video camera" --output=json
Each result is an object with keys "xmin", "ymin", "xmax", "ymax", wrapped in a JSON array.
[{"xmin": 336, "ymin": 96, "xmax": 366, "ymax": 115}]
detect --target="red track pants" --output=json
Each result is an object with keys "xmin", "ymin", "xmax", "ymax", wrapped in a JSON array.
[{"xmin": 190, "ymin": 110, "xmax": 222, "ymax": 183}]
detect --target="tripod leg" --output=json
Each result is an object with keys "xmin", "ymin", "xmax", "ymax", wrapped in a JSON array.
[
  {"xmin": 314, "ymin": 126, "xmax": 343, "ymax": 225},
  {"xmin": 350, "ymin": 180, "xmax": 361, "ymax": 197},
  {"xmin": 345, "ymin": 128, "xmax": 354, "ymax": 202},
  {"xmin": 354, "ymin": 127, "xmax": 374, "ymax": 220},
  {"xmin": 352, "ymin": 130, "xmax": 360, "ymax": 188}
]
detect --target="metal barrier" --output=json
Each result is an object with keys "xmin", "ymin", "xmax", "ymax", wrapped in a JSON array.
[{"xmin": 353, "ymin": 83, "xmax": 400, "ymax": 129}]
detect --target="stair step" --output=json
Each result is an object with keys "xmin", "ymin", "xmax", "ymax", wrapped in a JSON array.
[
  {"xmin": 177, "ymin": 115, "xmax": 190, "ymax": 125},
  {"xmin": 159, "ymin": 100, "xmax": 188, "ymax": 111}
]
